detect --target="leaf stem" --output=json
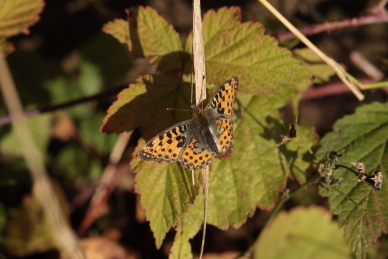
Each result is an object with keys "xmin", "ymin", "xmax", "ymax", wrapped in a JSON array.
[{"xmin": 336, "ymin": 164, "xmax": 359, "ymax": 177}]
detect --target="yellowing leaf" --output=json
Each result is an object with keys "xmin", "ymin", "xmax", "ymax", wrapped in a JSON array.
[
  {"xmin": 0, "ymin": 0, "xmax": 44, "ymax": 37},
  {"xmin": 254, "ymin": 206, "xmax": 352, "ymax": 259},
  {"xmin": 170, "ymin": 190, "xmax": 204, "ymax": 259},
  {"xmin": 102, "ymin": 19, "xmax": 130, "ymax": 46},
  {"xmin": 131, "ymin": 147, "xmax": 200, "ymax": 248},
  {"xmin": 102, "ymin": 6, "xmax": 315, "ymax": 251},
  {"xmin": 0, "ymin": 0, "xmax": 44, "ymax": 56},
  {"xmin": 102, "ymin": 7, "xmax": 187, "ymax": 71},
  {"xmin": 317, "ymin": 102, "xmax": 388, "ymax": 259}
]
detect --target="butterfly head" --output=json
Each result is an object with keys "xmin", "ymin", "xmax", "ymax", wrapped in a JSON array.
[{"xmin": 191, "ymin": 104, "xmax": 203, "ymax": 115}]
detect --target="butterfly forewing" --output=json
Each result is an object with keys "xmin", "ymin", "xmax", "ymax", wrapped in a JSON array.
[
  {"xmin": 208, "ymin": 77, "xmax": 238, "ymax": 118},
  {"xmin": 139, "ymin": 121, "xmax": 192, "ymax": 163}
]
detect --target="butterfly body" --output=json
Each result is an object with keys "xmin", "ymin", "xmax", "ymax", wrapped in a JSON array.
[{"xmin": 139, "ymin": 77, "xmax": 238, "ymax": 170}]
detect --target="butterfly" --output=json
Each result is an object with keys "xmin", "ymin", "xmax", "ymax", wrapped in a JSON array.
[{"xmin": 138, "ymin": 76, "xmax": 238, "ymax": 170}]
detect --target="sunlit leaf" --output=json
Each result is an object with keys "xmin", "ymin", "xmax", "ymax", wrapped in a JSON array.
[
  {"xmin": 0, "ymin": 0, "xmax": 44, "ymax": 55},
  {"xmin": 103, "ymin": 7, "xmax": 188, "ymax": 71},
  {"xmin": 254, "ymin": 206, "xmax": 352, "ymax": 259},
  {"xmin": 131, "ymin": 151, "xmax": 199, "ymax": 248},
  {"xmin": 186, "ymin": 7, "xmax": 311, "ymax": 94},
  {"xmin": 104, "ymin": 6, "xmax": 315, "ymax": 249}
]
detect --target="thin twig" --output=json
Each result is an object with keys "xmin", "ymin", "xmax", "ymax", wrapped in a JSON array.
[
  {"xmin": 0, "ymin": 56, "xmax": 85, "ymax": 258},
  {"xmin": 300, "ymin": 78, "xmax": 378, "ymax": 100},
  {"xmin": 0, "ymin": 86, "xmax": 124, "ymax": 126},
  {"xmin": 192, "ymin": 0, "xmax": 208, "ymax": 258},
  {"xmin": 78, "ymin": 131, "xmax": 132, "ymax": 236},
  {"xmin": 276, "ymin": 12, "xmax": 388, "ymax": 41},
  {"xmin": 259, "ymin": 0, "xmax": 365, "ymax": 101}
]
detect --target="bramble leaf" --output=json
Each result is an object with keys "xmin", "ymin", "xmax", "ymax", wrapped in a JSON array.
[
  {"xmin": 254, "ymin": 206, "xmax": 352, "ymax": 259},
  {"xmin": 100, "ymin": 74, "xmax": 191, "ymax": 135},
  {"xmin": 102, "ymin": 19, "xmax": 130, "ymax": 46},
  {"xmin": 103, "ymin": 6, "xmax": 315, "ymax": 250},
  {"xmin": 293, "ymin": 48, "xmax": 334, "ymax": 85},
  {"xmin": 205, "ymin": 90, "xmax": 314, "ymax": 228},
  {"xmin": 0, "ymin": 0, "xmax": 44, "ymax": 55},
  {"xmin": 317, "ymin": 102, "xmax": 388, "ymax": 259},
  {"xmin": 103, "ymin": 7, "xmax": 188, "ymax": 71},
  {"xmin": 131, "ymin": 150, "xmax": 200, "ymax": 249},
  {"xmin": 186, "ymin": 7, "xmax": 311, "ymax": 95},
  {"xmin": 170, "ymin": 189, "xmax": 204, "ymax": 259}
]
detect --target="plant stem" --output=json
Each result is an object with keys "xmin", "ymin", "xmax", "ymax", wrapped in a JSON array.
[
  {"xmin": 258, "ymin": 0, "xmax": 365, "ymax": 101},
  {"xmin": 0, "ymin": 55, "xmax": 85, "ymax": 258}
]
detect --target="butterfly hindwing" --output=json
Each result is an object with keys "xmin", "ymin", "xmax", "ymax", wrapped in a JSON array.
[
  {"xmin": 179, "ymin": 136, "xmax": 213, "ymax": 170},
  {"xmin": 138, "ymin": 121, "xmax": 193, "ymax": 163},
  {"xmin": 216, "ymin": 118, "xmax": 234, "ymax": 151}
]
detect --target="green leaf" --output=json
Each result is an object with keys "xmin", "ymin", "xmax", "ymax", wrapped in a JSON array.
[
  {"xmin": 79, "ymin": 112, "xmax": 118, "ymax": 154},
  {"xmin": 53, "ymin": 145, "xmax": 102, "ymax": 181},
  {"xmin": 281, "ymin": 124, "xmax": 318, "ymax": 184},
  {"xmin": 0, "ymin": 114, "xmax": 51, "ymax": 158},
  {"xmin": 82, "ymin": 33, "xmax": 133, "ymax": 89},
  {"xmin": 317, "ymin": 102, "xmax": 388, "ymax": 259},
  {"xmin": 170, "ymin": 189, "xmax": 204, "ymax": 259},
  {"xmin": 78, "ymin": 59, "xmax": 103, "ymax": 96},
  {"xmin": 103, "ymin": 6, "xmax": 314, "ymax": 250},
  {"xmin": 205, "ymin": 91, "xmax": 314, "ymax": 228},
  {"xmin": 0, "ymin": 0, "xmax": 44, "ymax": 55},
  {"xmin": 43, "ymin": 75, "xmax": 92, "ymax": 119},
  {"xmin": 131, "ymin": 151, "xmax": 200, "ymax": 248},
  {"xmin": 103, "ymin": 7, "xmax": 188, "ymax": 71},
  {"xmin": 186, "ymin": 7, "xmax": 311, "ymax": 94},
  {"xmin": 130, "ymin": 86, "xmax": 316, "ymax": 248},
  {"xmin": 254, "ymin": 206, "xmax": 352, "ymax": 259},
  {"xmin": 293, "ymin": 48, "xmax": 334, "ymax": 85}
]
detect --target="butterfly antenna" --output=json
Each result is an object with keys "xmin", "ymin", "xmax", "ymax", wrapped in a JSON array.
[{"xmin": 166, "ymin": 108, "xmax": 191, "ymax": 112}]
